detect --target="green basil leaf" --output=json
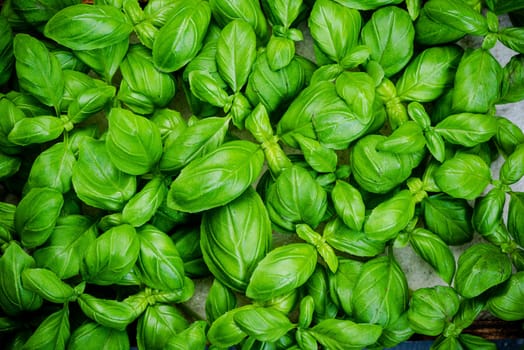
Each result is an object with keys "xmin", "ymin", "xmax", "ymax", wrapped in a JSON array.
[
  {"xmin": 500, "ymin": 144, "xmax": 524, "ymax": 185},
  {"xmin": 151, "ymin": 108, "xmax": 187, "ymax": 140},
  {"xmin": 0, "ymin": 98, "xmax": 25, "ymax": 154},
  {"xmin": 11, "ymin": 0, "xmax": 81, "ymax": 27},
  {"xmin": 137, "ymin": 304, "xmax": 189, "ymax": 350},
  {"xmin": 414, "ymin": 7, "xmax": 466, "ymax": 46},
  {"xmin": 8, "ymin": 116, "xmax": 64, "ymax": 146},
  {"xmin": 167, "ymin": 140, "xmax": 264, "ymax": 213},
  {"xmin": 0, "ymin": 242, "xmax": 42, "ymax": 316},
  {"xmin": 266, "ymin": 165, "xmax": 328, "ymax": 232},
  {"xmin": 297, "ymin": 295, "xmax": 315, "ymax": 329},
  {"xmin": 396, "ymin": 45, "xmax": 462, "ymax": 102},
  {"xmin": 455, "ymin": 243, "xmax": 512, "ymax": 298},
  {"xmin": 171, "ymin": 226, "xmax": 207, "ymax": 277},
  {"xmin": 77, "ymin": 294, "xmax": 137, "ymax": 331},
  {"xmin": 216, "ymin": 19, "xmax": 257, "ymax": 93},
  {"xmin": 377, "ymin": 121, "xmax": 426, "ymax": 154},
  {"xmin": 424, "ymin": 0, "xmax": 488, "ymax": 35},
  {"xmin": 293, "ymin": 134, "xmax": 337, "ymax": 173},
  {"xmin": 305, "ymin": 264, "xmax": 338, "ymax": 318},
  {"xmin": 422, "ymin": 194, "xmax": 473, "ymax": 245},
  {"xmin": 351, "ymin": 134, "xmax": 419, "ymax": 194},
  {"xmin": 472, "ymin": 188, "xmax": 506, "ymax": 237},
  {"xmin": 407, "ymin": 286, "xmax": 460, "ymax": 336},
  {"xmin": 0, "ymin": 152, "xmax": 20, "ymax": 180},
  {"xmin": 13, "ymin": 33, "xmax": 64, "ymax": 111},
  {"xmin": 309, "ymin": 319, "xmax": 383, "ymax": 350},
  {"xmin": 245, "ymin": 52, "xmax": 307, "ymax": 114},
  {"xmin": 435, "ymin": 113, "xmax": 497, "ymax": 147},
  {"xmin": 377, "ymin": 312, "xmax": 415, "ymax": 348},
  {"xmin": 361, "ymin": 6, "xmax": 415, "ymax": 77},
  {"xmin": 159, "ymin": 116, "xmax": 230, "ymax": 172},
  {"xmin": 453, "ymin": 297, "xmax": 486, "ymax": 331},
  {"xmin": 165, "ymin": 320, "xmax": 207, "ymax": 350},
  {"xmin": 68, "ymin": 322, "xmax": 129, "ymax": 350},
  {"xmin": 21, "ymin": 268, "xmax": 75, "ymax": 304},
  {"xmin": 323, "ymin": 217, "xmax": 386, "ymax": 257},
  {"xmin": 81, "ymin": 224, "xmax": 140, "ymax": 285},
  {"xmin": 73, "ymin": 39, "xmax": 129, "ymax": 83},
  {"xmin": 331, "ymin": 180, "xmax": 365, "ymax": 232},
  {"xmin": 72, "ymin": 138, "xmax": 136, "ymax": 211},
  {"xmin": 207, "ymin": 307, "xmax": 249, "ymax": 348},
  {"xmin": 201, "ymin": 187, "xmax": 272, "ymax": 292},
  {"xmin": 508, "ymin": 192, "xmax": 524, "ymax": 246},
  {"xmin": 494, "ymin": 116, "xmax": 524, "ymax": 157},
  {"xmin": 459, "ymin": 333, "xmax": 497, "ymax": 350},
  {"xmin": 329, "ymin": 258, "xmax": 362, "ymax": 317},
  {"xmin": 308, "ymin": 0, "xmax": 361, "ymax": 63},
  {"xmin": 106, "ymin": 108, "xmax": 162, "ymax": 175},
  {"xmin": 153, "ymin": 0, "xmax": 211, "ymax": 72},
  {"xmin": 135, "ymin": 224, "xmax": 185, "ymax": 291},
  {"xmin": 332, "ymin": 0, "xmax": 403, "ymax": 10},
  {"xmin": 23, "ymin": 306, "xmax": 70, "ymax": 350},
  {"xmin": 44, "ymin": 4, "xmax": 133, "ymax": 51},
  {"xmin": 118, "ymin": 44, "xmax": 175, "ymax": 114},
  {"xmin": 435, "ymin": 153, "xmax": 491, "ymax": 200},
  {"xmin": 486, "ymin": 271, "xmax": 524, "ymax": 321},
  {"xmin": 67, "ymin": 85, "xmax": 115, "ymax": 124},
  {"xmin": 27, "ymin": 142, "xmax": 75, "ymax": 193},
  {"xmin": 205, "ymin": 279, "xmax": 237, "ymax": 324},
  {"xmin": 452, "ymin": 48, "xmax": 502, "ymax": 113},
  {"xmin": 33, "ymin": 215, "xmax": 95, "ymax": 279},
  {"xmin": 335, "ymin": 71, "xmax": 376, "ymax": 125},
  {"xmin": 364, "ymin": 190, "xmax": 415, "ymax": 242},
  {"xmin": 352, "ymin": 255, "xmax": 408, "ymax": 327},
  {"xmin": 122, "ymin": 177, "xmax": 167, "ymax": 227},
  {"xmin": 499, "ymin": 54, "xmax": 524, "ymax": 104},
  {"xmin": 15, "ymin": 187, "xmax": 64, "ymax": 249},
  {"xmin": 266, "ymin": 35, "xmax": 295, "ymax": 70},
  {"xmin": 188, "ymin": 70, "xmax": 231, "ymax": 108},
  {"xmin": 410, "ymin": 228, "xmax": 456, "ymax": 284},
  {"xmin": 246, "ymin": 243, "xmax": 317, "ymax": 301},
  {"xmin": 233, "ymin": 307, "xmax": 295, "ymax": 342},
  {"xmin": 209, "ymin": 0, "xmax": 269, "ymax": 42}
]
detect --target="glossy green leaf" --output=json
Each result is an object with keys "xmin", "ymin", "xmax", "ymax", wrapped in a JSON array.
[
  {"xmin": 27, "ymin": 142, "xmax": 75, "ymax": 193},
  {"xmin": 459, "ymin": 334, "xmax": 497, "ymax": 350},
  {"xmin": 508, "ymin": 192, "xmax": 524, "ymax": 246},
  {"xmin": 266, "ymin": 165, "xmax": 327, "ymax": 232},
  {"xmin": 308, "ymin": 0, "xmax": 361, "ymax": 63},
  {"xmin": 435, "ymin": 113, "xmax": 497, "ymax": 147},
  {"xmin": 106, "ymin": 108, "xmax": 163, "ymax": 175},
  {"xmin": 309, "ymin": 319, "xmax": 383, "ymax": 350},
  {"xmin": 81, "ymin": 224, "xmax": 140, "ymax": 285},
  {"xmin": 164, "ymin": 320, "xmax": 207, "ymax": 350},
  {"xmin": 233, "ymin": 307, "xmax": 295, "ymax": 342},
  {"xmin": 72, "ymin": 138, "xmax": 136, "ymax": 211},
  {"xmin": 68, "ymin": 322, "xmax": 129, "ymax": 350},
  {"xmin": 500, "ymin": 144, "xmax": 524, "ymax": 185},
  {"xmin": 153, "ymin": 1, "xmax": 211, "ymax": 72},
  {"xmin": 0, "ymin": 98, "xmax": 25, "ymax": 154},
  {"xmin": 455, "ymin": 243, "xmax": 512, "ymax": 298},
  {"xmin": 201, "ymin": 188, "xmax": 272, "ymax": 292},
  {"xmin": 332, "ymin": 0, "xmax": 403, "ymax": 10},
  {"xmin": 13, "ymin": 33, "xmax": 64, "ymax": 110},
  {"xmin": 266, "ymin": 35, "xmax": 295, "ymax": 70},
  {"xmin": 377, "ymin": 121, "xmax": 426, "ymax": 154},
  {"xmin": 209, "ymin": 0, "xmax": 269, "ymax": 42},
  {"xmin": 21, "ymin": 268, "xmax": 75, "ymax": 304},
  {"xmin": 135, "ymin": 224, "xmax": 185, "ymax": 291},
  {"xmin": 452, "ymin": 48, "xmax": 502, "ymax": 113},
  {"xmin": 435, "ymin": 153, "xmax": 491, "ymax": 200},
  {"xmin": 159, "ymin": 116, "xmax": 230, "ymax": 172},
  {"xmin": 323, "ymin": 217, "xmax": 386, "ymax": 257},
  {"xmin": 0, "ymin": 15, "xmax": 13, "ymax": 86},
  {"xmin": 8, "ymin": 116, "xmax": 64, "ymax": 146},
  {"xmin": 73, "ymin": 39, "xmax": 129, "ymax": 83},
  {"xmin": 414, "ymin": 7, "xmax": 466, "ymax": 46},
  {"xmin": 472, "ymin": 188, "xmax": 506, "ymax": 237},
  {"xmin": 136, "ymin": 304, "xmax": 189, "ymax": 350},
  {"xmin": 44, "ymin": 4, "xmax": 133, "ymax": 50},
  {"xmin": 499, "ymin": 54, "xmax": 524, "ymax": 104},
  {"xmin": 67, "ymin": 85, "xmax": 115, "ymax": 124},
  {"xmin": 122, "ymin": 177, "xmax": 167, "ymax": 227},
  {"xmin": 207, "ymin": 307, "xmax": 248, "ymax": 348},
  {"xmin": 33, "ymin": 215, "xmax": 95, "ymax": 279},
  {"xmin": 246, "ymin": 243, "xmax": 317, "ymax": 301},
  {"xmin": 397, "ymin": 46, "xmax": 462, "ymax": 102},
  {"xmin": 424, "ymin": 0, "xmax": 488, "ymax": 35},
  {"xmin": 494, "ymin": 116, "xmax": 524, "ymax": 157},
  {"xmin": 22, "ymin": 306, "xmax": 70, "ymax": 350},
  {"xmin": 0, "ymin": 153, "xmax": 20, "ymax": 180},
  {"xmin": 331, "ymin": 180, "xmax": 365, "ymax": 232},
  {"xmin": 15, "ymin": 187, "xmax": 64, "ymax": 249},
  {"xmin": 0, "ymin": 242, "xmax": 43, "ymax": 316},
  {"xmin": 361, "ymin": 6, "xmax": 414, "ymax": 77},
  {"xmin": 78, "ymin": 294, "xmax": 137, "ymax": 331},
  {"xmin": 422, "ymin": 194, "xmax": 473, "ymax": 245},
  {"xmin": 167, "ymin": 140, "xmax": 264, "ymax": 213},
  {"xmin": 410, "ymin": 228, "xmax": 456, "ymax": 284},
  {"xmin": 486, "ymin": 271, "xmax": 524, "ymax": 321},
  {"xmin": 335, "ymin": 71, "xmax": 376, "ymax": 125},
  {"xmin": 205, "ymin": 279, "xmax": 237, "ymax": 324},
  {"xmin": 216, "ymin": 19, "xmax": 256, "ymax": 93},
  {"xmin": 352, "ymin": 255, "xmax": 408, "ymax": 327},
  {"xmin": 407, "ymin": 286, "xmax": 460, "ymax": 336}
]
